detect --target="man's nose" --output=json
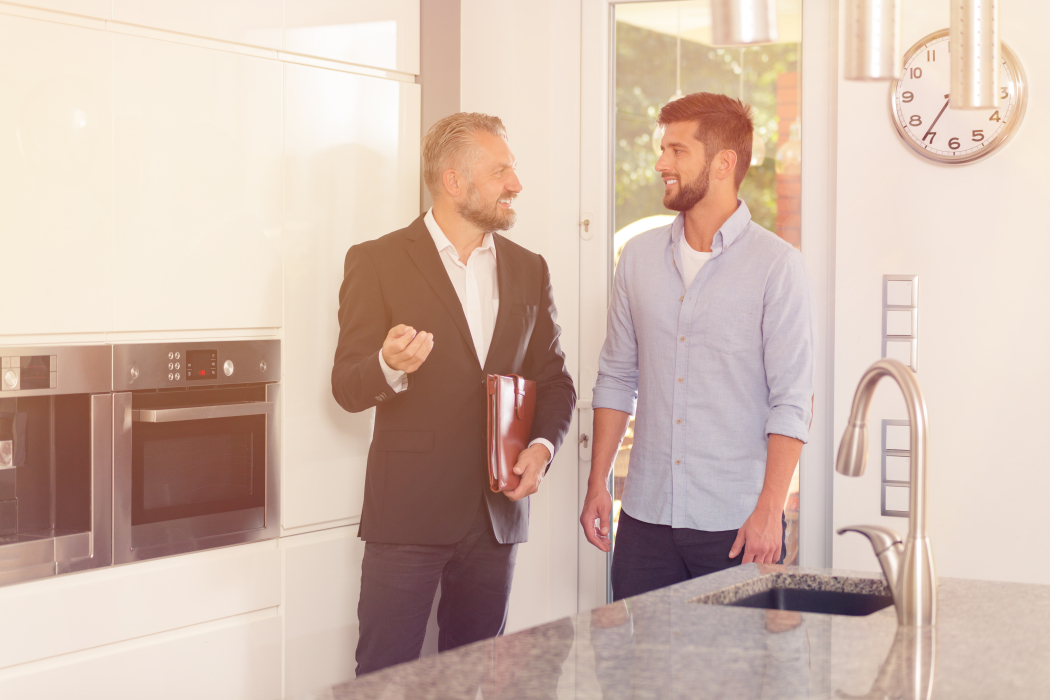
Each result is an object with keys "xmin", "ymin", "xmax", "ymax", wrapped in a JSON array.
[
  {"xmin": 655, "ymin": 151, "xmax": 669, "ymax": 172},
  {"xmin": 507, "ymin": 171, "xmax": 523, "ymax": 193}
]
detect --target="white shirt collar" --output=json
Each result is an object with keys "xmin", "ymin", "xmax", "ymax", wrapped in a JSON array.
[{"xmin": 424, "ymin": 208, "xmax": 497, "ymax": 261}]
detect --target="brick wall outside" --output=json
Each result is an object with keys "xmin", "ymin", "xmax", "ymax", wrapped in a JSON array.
[{"xmin": 775, "ymin": 71, "xmax": 801, "ymax": 249}]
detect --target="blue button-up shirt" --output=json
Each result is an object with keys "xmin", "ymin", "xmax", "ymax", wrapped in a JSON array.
[{"xmin": 593, "ymin": 201, "xmax": 813, "ymax": 531}]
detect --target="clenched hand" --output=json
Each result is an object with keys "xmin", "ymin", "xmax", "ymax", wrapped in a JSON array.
[
  {"xmin": 504, "ymin": 443, "xmax": 551, "ymax": 502},
  {"xmin": 382, "ymin": 324, "xmax": 434, "ymax": 373}
]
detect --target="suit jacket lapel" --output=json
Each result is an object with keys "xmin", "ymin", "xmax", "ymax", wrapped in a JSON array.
[
  {"xmin": 404, "ymin": 217, "xmax": 479, "ymax": 365},
  {"xmin": 484, "ymin": 234, "xmax": 514, "ymax": 374}
]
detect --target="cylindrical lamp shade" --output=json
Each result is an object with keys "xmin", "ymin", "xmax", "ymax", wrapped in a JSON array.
[
  {"xmin": 844, "ymin": 0, "xmax": 901, "ymax": 80},
  {"xmin": 950, "ymin": 0, "xmax": 999, "ymax": 109},
  {"xmin": 711, "ymin": 0, "xmax": 778, "ymax": 46}
]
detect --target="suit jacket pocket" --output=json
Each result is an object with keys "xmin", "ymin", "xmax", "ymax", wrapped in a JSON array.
[
  {"xmin": 371, "ymin": 430, "xmax": 435, "ymax": 453},
  {"xmin": 702, "ymin": 296, "xmax": 761, "ymax": 355}
]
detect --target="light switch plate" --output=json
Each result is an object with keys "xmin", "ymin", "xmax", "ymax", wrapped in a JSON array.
[{"xmin": 883, "ymin": 485, "xmax": 910, "ymax": 516}]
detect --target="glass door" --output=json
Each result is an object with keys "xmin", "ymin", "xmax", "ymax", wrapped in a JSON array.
[{"xmin": 579, "ymin": 0, "xmax": 808, "ymax": 610}]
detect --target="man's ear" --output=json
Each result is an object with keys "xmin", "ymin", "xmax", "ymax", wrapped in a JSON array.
[
  {"xmin": 442, "ymin": 169, "xmax": 461, "ymax": 198},
  {"xmin": 714, "ymin": 149, "xmax": 738, "ymax": 183}
]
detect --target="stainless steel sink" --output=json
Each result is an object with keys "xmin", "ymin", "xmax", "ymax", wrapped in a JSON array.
[{"xmin": 725, "ymin": 587, "xmax": 894, "ymax": 616}]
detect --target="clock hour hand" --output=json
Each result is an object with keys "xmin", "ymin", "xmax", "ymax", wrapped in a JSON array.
[{"xmin": 922, "ymin": 95, "xmax": 951, "ymax": 143}]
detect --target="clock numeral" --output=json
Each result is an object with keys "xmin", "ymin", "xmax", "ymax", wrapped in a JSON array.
[
  {"xmin": 927, "ymin": 50, "xmax": 936, "ymax": 62},
  {"xmin": 989, "ymin": 110, "xmax": 1001, "ymax": 122},
  {"xmin": 972, "ymin": 129, "xmax": 985, "ymax": 142},
  {"xmin": 948, "ymin": 137, "xmax": 961, "ymax": 150},
  {"xmin": 924, "ymin": 132, "xmax": 936, "ymax": 144},
  {"xmin": 910, "ymin": 67, "xmax": 923, "ymax": 79},
  {"xmin": 1000, "ymin": 87, "xmax": 1009, "ymax": 99},
  {"xmin": 901, "ymin": 91, "xmax": 914, "ymax": 103},
  {"xmin": 909, "ymin": 115, "xmax": 922, "ymax": 127}
]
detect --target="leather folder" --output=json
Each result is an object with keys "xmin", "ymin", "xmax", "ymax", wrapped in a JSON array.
[{"xmin": 486, "ymin": 374, "xmax": 536, "ymax": 493}]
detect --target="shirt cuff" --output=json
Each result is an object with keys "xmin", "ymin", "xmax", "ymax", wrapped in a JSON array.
[
  {"xmin": 591, "ymin": 386, "xmax": 637, "ymax": 416},
  {"xmin": 377, "ymin": 350, "xmax": 408, "ymax": 393},
  {"xmin": 765, "ymin": 408, "xmax": 809, "ymax": 444},
  {"xmin": 528, "ymin": 438, "xmax": 555, "ymax": 464}
]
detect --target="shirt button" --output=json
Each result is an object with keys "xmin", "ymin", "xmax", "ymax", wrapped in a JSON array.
[
  {"xmin": 678, "ymin": 377, "xmax": 683, "ymax": 383},
  {"xmin": 680, "ymin": 336, "xmax": 685, "ymax": 342},
  {"xmin": 675, "ymin": 460, "xmax": 681, "ymax": 465},
  {"xmin": 676, "ymin": 419, "xmax": 682, "ymax": 424},
  {"xmin": 679, "ymin": 296, "xmax": 684, "ymax": 302}
]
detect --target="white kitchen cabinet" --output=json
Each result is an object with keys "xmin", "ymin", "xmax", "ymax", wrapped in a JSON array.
[
  {"xmin": 111, "ymin": 32, "xmax": 283, "ymax": 333},
  {"xmin": 2, "ymin": 0, "xmax": 110, "ymax": 19},
  {"xmin": 0, "ymin": 14, "xmax": 112, "ymax": 337},
  {"xmin": 281, "ymin": 63, "xmax": 420, "ymax": 532},
  {"xmin": 0, "ymin": 541, "xmax": 280, "ymax": 670},
  {"xmin": 112, "ymin": 0, "xmax": 283, "ymax": 50},
  {"xmin": 284, "ymin": 0, "xmax": 420, "ymax": 75},
  {"xmin": 281, "ymin": 526, "xmax": 365, "ymax": 697},
  {"xmin": 0, "ymin": 613, "xmax": 282, "ymax": 700}
]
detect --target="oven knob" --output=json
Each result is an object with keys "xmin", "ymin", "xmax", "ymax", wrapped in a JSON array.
[
  {"xmin": 175, "ymin": 372, "xmax": 180, "ymax": 381},
  {"xmin": 3, "ymin": 369, "xmax": 17, "ymax": 389},
  {"xmin": 168, "ymin": 373, "xmax": 173, "ymax": 381},
  {"xmin": 168, "ymin": 352, "xmax": 174, "ymax": 360},
  {"xmin": 129, "ymin": 367, "xmax": 139, "ymax": 381},
  {"xmin": 259, "ymin": 360, "xmax": 267, "ymax": 373},
  {"xmin": 168, "ymin": 363, "xmax": 174, "ymax": 371},
  {"xmin": 223, "ymin": 360, "xmax": 234, "ymax": 377}
]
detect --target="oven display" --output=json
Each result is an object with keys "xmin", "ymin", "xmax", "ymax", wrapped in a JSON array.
[{"xmin": 185, "ymin": 350, "xmax": 217, "ymax": 381}]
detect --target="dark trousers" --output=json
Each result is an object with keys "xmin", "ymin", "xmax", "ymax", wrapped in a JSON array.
[
  {"xmin": 611, "ymin": 509, "xmax": 786, "ymax": 601},
  {"xmin": 355, "ymin": 502, "xmax": 518, "ymax": 677}
]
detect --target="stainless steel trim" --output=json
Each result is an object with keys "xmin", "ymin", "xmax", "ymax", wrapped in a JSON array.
[
  {"xmin": 57, "ymin": 393, "xmax": 113, "ymax": 574},
  {"xmin": 132, "ymin": 402, "xmax": 274, "ymax": 423},
  {"xmin": 112, "ymin": 392, "xmax": 134, "ymax": 564},
  {"xmin": 0, "ymin": 345, "xmax": 111, "ymax": 396},
  {"xmin": 113, "ymin": 339, "xmax": 280, "ymax": 391}
]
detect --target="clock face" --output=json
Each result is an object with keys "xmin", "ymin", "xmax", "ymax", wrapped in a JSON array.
[{"xmin": 891, "ymin": 30, "xmax": 1027, "ymax": 165}]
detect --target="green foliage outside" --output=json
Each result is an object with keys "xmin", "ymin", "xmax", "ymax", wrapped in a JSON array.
[{"xmin": 614, "ymin": 20, "xmax": 800, "ymax": 234}]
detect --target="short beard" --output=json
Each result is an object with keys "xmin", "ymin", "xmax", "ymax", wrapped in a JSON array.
[
  {"xmin": 663, "ymin": 159, "xmax": 711, "ymax": 212},
  {"xmin": 456, "ymin": 181, "xmax": 517, "ymax": 232}
]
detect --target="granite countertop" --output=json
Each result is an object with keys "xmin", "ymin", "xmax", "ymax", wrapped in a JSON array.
[{"xmin": 320, "ymin": 564, "xmax": 1050, "ymax": 699}]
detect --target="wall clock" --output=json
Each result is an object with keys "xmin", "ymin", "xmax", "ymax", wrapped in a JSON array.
[{"xmin": 891, "ymin": 29, "xmax": 1027, "ymax": 165}]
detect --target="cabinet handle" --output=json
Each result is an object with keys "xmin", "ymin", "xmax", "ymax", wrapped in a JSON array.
[{"xmin": 132, "ymin": 402, "xmax": 273, "ymax": 423}]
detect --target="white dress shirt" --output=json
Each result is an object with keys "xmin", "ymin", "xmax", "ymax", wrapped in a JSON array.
[{"xmin": 379, "ymin": 208, "xmax": 554, "ymax": 461}]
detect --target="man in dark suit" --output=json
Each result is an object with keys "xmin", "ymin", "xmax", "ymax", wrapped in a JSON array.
[{"xmin": 332, "ymin": 112, "xmax": 576, "ymax": 676}]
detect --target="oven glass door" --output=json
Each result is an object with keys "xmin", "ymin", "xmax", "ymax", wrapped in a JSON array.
[{"xmin": 131, "ymin": 413, "xmax": 266, "ymax": 526}]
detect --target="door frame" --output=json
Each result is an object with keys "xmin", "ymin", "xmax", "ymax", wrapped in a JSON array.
[{"xmin": 577, "ymin": 0, "xmax": 838, "ymax": 610}]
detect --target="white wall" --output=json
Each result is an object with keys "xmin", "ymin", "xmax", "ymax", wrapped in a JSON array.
[
  {"xmin": 460, "ymin": 0, "xmax": 583, "ymax": 631},
  {"xmin": 831, "ymin": 1, "xmax": 1050, "ymax": 584}
]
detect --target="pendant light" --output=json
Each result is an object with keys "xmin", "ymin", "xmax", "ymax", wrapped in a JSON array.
[
  {"xmin": 844, "ymin": 0, "xmax": 901, "ymax": 80},
  {"xmin": 950, "ymin": 0, "xmax": 999, "ymax": 109},
  {"xmin": 711, "ymin": 0, "xmax": 778, "ymax": 47}
]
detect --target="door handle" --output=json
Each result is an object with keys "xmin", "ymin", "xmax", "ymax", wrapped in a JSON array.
[{"xmin": 132, "ymin": 402, "xmax": 273, "ymax": 423}]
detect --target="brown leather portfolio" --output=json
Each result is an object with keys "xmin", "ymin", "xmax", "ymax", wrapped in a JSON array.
[{"xmin": 486, "ymin": 374, "xmax": 537, "ymax": 493}]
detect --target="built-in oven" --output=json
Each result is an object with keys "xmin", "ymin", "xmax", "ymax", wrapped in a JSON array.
[
  {"xmin": 0, "ymin": 345, "xmax": 113, "ymax": 587},
  {"xmin": 112, "ymin": 340, "xmax": 280, "ymax": 563}
]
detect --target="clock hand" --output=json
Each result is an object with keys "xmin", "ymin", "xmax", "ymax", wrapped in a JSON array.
[{"xmin": 921, "ymin": 95, "xmax": 951, "ymax": 142}]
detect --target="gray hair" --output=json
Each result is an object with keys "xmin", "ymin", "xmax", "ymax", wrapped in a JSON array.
[{"xmin": 421, "ymin": 112, "xmax": 508, "ymax": 198}]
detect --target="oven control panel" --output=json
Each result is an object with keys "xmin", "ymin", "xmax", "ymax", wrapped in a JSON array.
[
  {"xmin": 113, "ymin": 340, "xmax": 280, "ymax": 391},
  {"xmin": 1, "ymin": 355, "xmax": 57, "ymax": 392}
]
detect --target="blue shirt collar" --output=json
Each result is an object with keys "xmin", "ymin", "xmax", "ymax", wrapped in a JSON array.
[{"xmin": 670, "ymin": 199, "xmax": 752, "ymax": 256}]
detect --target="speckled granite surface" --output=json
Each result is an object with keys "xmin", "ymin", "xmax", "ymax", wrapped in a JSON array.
[{"xmin": 311, "ymin": 564, "xmax": 1050, "ymax": 699}]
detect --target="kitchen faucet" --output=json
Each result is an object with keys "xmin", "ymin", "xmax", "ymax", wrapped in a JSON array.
[{"xmin": 836, "ymin": 358, "xmax": 937, "ymax": 626}]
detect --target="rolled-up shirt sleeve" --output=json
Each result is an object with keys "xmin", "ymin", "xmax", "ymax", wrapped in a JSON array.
[
  {"xmin": 592, "ymin": 243, "xmax": 640, "ymax": 416},
  {"xmin": 761, "ymin": 250, "xmax": 814, "ymax": 443}
]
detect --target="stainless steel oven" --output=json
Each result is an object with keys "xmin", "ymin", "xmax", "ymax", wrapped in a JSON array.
[
  {"xmin": 112, "ymin": 340, "xmax": 280, "ymax": 563},
  {"xmin": 0, "ymin": 345, "xmax": 113, "ymax": 586}
]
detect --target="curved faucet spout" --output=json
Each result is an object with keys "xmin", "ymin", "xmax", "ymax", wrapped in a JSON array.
[{"xmin": 836, "ymin": 359, "xmax": 937, "ymax": 626}]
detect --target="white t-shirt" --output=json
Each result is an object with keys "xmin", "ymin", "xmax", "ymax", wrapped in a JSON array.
[{"xmin": 679, "ymin": 235, "xmax": 713, "ymax": 288}]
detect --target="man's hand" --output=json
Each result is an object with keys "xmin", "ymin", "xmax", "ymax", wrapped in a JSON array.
[
  {"xmin": 381, "ymin": 324, "xmax": 433, "ymax": 373},
  {"xmin": 728, "ymin": 500, "xmax": 783, "ymax": 564},
  {"xmin": 580, "ymin": 484, "xmax": 614, "ymax": 552},
  {"xmin": 504, "ymin": 443, "xmax": 551, "ymax": 502}
]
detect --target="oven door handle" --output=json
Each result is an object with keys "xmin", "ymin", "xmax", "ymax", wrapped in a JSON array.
[{"xmin": 131, "ymin": 402, "xmax": 274, "ymax": 423}]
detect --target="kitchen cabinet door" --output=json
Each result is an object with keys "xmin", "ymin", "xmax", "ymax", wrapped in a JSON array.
[
  {"xmin": 0, "ymin": 613, "xmax": 281, "ymax": 699},
  {"xmin": 112, "ymin": 0, "xmax": 283, "ymax": 50},
  {"xmin": 284, "ymin": 0, "xmax": 420, "ymax": 75},
  {"xmin": 0, "ymin": 15, "xmax": 112, "ymax": 337},
  {"xmin": 281, "ymin": 62, "xmax": 420, "ymax": 532},
  {"xmin": 111, "ymin": 33, "xmax": 283, "ymax": 333}
]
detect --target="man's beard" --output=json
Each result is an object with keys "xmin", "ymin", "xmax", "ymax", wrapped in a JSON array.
[
  {"xmin": 456, "ymin": 182, "xmax": 517, "ymax": 232},
  {"xmin": 663, "ymin": 160, "xmax": 711, "ymax": 212}
]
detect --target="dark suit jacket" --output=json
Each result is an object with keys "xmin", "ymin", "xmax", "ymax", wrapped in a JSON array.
[{"xmin": 331, "ymin": 215, "xmax": 576, "ymax": 545}]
